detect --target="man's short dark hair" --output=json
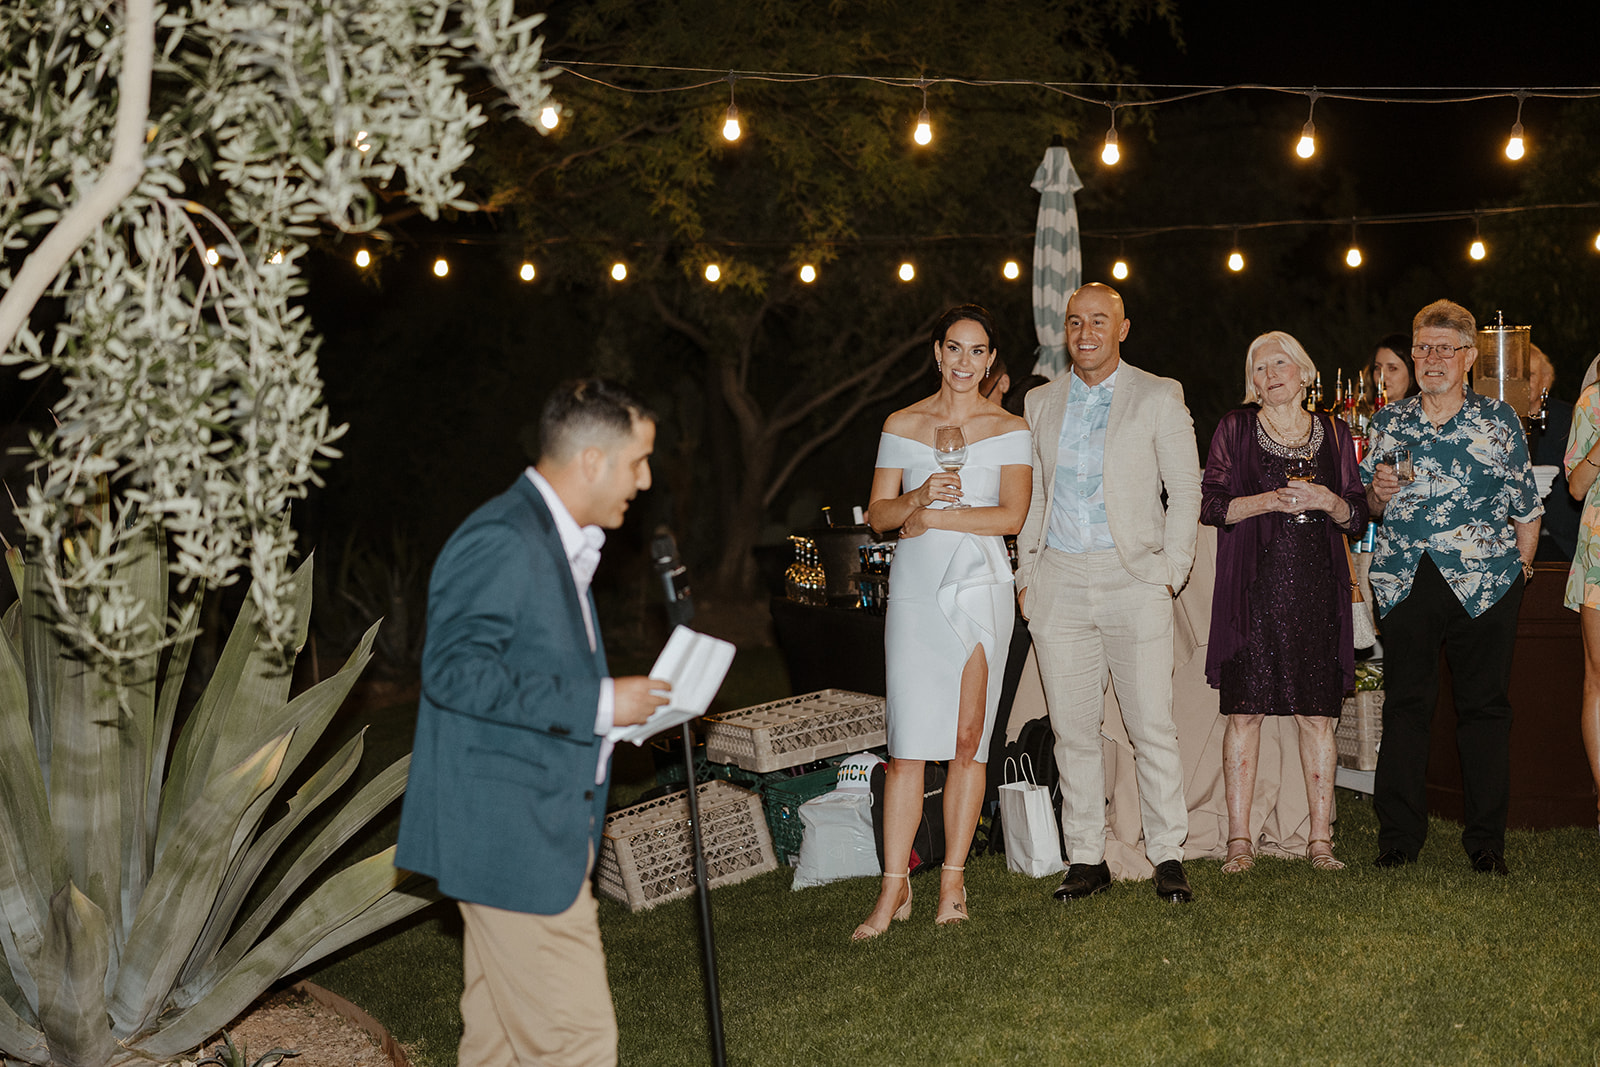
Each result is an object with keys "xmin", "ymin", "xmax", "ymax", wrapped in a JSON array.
[{"xmin": 538, "ymin": 378, "xmax": 657, "ymax": 463}]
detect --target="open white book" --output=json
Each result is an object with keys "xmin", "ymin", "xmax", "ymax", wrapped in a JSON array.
[{"xmin": 607, "ymin": 625, "xmax": 737, "ymax": 746}]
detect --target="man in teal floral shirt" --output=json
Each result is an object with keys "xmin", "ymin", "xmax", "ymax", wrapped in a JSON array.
[{"xmin": 1362, "ymin": 299, "xmax": 1542, "ymax": 876}]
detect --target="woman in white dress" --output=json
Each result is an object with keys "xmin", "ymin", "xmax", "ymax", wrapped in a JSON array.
[{"xmin": 853, "ymin": 304, "xmax": 1032, "ymax": 939}]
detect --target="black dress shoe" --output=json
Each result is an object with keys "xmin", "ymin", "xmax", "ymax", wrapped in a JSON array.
[
  {"xmin": 1469, "ymin": 849, "xmax": 1509, "ymax": 876},
  {"xmin": 1052, "ymin": 861, "xmax": 1111, "ymax": 901},
  {"xmin": 1152, "ymin": 859, "xmax": 1193, "ymax": 903},
  {"xmin": 1373, "ymin": 849, "xmax": 1414, "ymax": 868}
]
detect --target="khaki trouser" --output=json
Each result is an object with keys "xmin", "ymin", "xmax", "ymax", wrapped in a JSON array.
[
  {"xmin": 458, "ymin": 876, "xmax": 617, "ymax": 1067},
  {"xmin": 1029, "ymin": 547, "xmax": 1189, "ymax": 866}
]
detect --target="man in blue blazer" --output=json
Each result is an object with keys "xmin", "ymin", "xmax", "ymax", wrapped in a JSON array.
[{"xmin": 397, "ymin": 378, "xmax": 669, "ymax": 1066}]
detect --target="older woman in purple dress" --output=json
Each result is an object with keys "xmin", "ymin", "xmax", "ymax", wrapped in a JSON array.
[{"xmin": 1201, "ymin": 331, "xmax": 1369, "ymax": 873}]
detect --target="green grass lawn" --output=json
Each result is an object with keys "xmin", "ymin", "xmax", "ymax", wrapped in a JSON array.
[{"xmin": 302, "ymin": 648, "xmax": 1600, "ymax": 1065}]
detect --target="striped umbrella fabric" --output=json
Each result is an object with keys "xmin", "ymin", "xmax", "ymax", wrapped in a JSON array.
[{"xmin": 1030, "ymin": 144, "xmax": 1083, "ymax": 379}]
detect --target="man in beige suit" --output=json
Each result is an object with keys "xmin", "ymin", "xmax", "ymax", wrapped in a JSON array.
[{"xmin": 1016, "ymin": 282, "xmax": 1202, "ymax": 903}]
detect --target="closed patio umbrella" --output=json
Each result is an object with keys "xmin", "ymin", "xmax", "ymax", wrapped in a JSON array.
[{"xmin": 1030, "ymin": 142, "xmax": 1082, "ymax": 379}]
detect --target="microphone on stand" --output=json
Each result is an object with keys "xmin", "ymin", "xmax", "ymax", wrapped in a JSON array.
[
  {"xmin": 651, "ymin": 526, "xmax": 695, "ymax": 627},
  {"xmin": 648, "ymin": 524, "xmax": 726, "ymax": 1067}
]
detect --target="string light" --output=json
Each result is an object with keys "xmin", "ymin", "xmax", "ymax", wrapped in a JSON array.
[
  {"xmin": 204, "ymin": 247, "xmax": 219, "ymax": 265},
  {"xmin": 268, "ymin": 250, "xmax": 284, "ymax": 265},
  {"xmin": 1111, "ymin": 258, "xmax": 1129, "ymax": 280},
  {"xmin": 898, "ymin": 261, "xmax": 915, "ymax": 282},
  {"xmin": 354, "ymin": 248, "xmax": 371, "ymax": 268},
  {"xmin": 1227, "ymin": 231, "xmax": 1244, "ymax": 272},
  {"xmin": 799, "ymin": 264, "xmax": 817, "ymax": 283},
  {"xmin": 1002, "ymin": 259, "xmax": 1020, "ymax": 280},
  {"xmin": 519, "ymin": 262, "xmax": 536, "ymax": 281},
  {"xmin": 913, "ymin": 82, "xmax": 932, "ymax": 146},
  {"xmin": 1295, "ymin": 91, "xmax": 1321, "ymax": 159},
  {"xmin": 433, "ymin": 257, "xmax": 449, "ymax": 277},
  {"xmin": 704, "ymin": 263, "xmax": 721, "ymax": 282},
  {"xmin": 1469, "ymin": 216, "xmax": 1486, "ymax": 260},
  {"xmin": 1505, "ymin": 92, "xmax": 1527, "ymax": 160},
  {"xmin": 539, "ymin": 105, "xmax": 560, "ymax": 130},
  {"xmin": 1593, "ymin": 231, "xmax": 1600, "ymax": 252},
  {"xmin": 1100, "ymin": 106, "xmax": 1120, "ymax": 166},
  {"xmin": 1345, "ymin": 221, "xmax": 1362, "ymax": 268},
  {"xmin": 611, "ymin": 261, "xmax": 628, "ymax": 281},
  {"xmin": 722, "ymin": 74, "xmax": 742, "ymax": 142}
]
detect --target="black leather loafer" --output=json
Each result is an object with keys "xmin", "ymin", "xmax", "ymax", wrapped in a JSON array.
[
  {"xmin": 1373, "ymin": 849, "xmax": 1414, "ymax": 868},
  {"xmin": 1152, "ymin": 859, "xmax": 1193, "ymax": 903},
  {"xmin": 1052, "ymin": 861, "xmax": 1111, "ymax": 901},
  {"xmin": 1469, "ymin": 849, "xmax": 1509, "ymax": 876}
]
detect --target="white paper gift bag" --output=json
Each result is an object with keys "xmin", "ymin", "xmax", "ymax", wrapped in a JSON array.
[{"xmin": 998, "ymin": 755, "xmax": 1066, "ymax": 878}]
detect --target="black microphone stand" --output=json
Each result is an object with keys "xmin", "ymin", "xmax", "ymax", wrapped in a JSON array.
[{"xmin": 653, "ymin": 529, "xmax": 727, "ymax": 1067}]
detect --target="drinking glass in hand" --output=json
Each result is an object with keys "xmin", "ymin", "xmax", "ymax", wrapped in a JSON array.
[
  {"xmin": 1284, "ymin": 456, "xmax": 1318, "ymax": 524},
  {"xmin": 934, "ymin": 425, "xmax": 969, "ymax": 508},
  {"xmin": 1386, "ymin": 449, "xmax": 1415, "ymax": 486}
]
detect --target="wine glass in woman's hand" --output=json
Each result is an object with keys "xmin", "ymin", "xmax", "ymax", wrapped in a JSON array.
[
  {"xmin": 934, "ymin": 425, "xmax": 969, "ymax": 508},
  {"xmin": 1284, "ymin": 456, "xmax": 1318, "ymax": 524}
]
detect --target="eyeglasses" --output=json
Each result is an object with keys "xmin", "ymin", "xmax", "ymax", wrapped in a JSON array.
[{"xmin": 1412, "ymin": 343, "xmax": 1471, "ymax": 360}]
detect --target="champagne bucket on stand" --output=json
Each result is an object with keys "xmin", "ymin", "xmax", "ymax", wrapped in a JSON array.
[{"xmin": 1475, "ymin": 312, "xmax": 1532, "ymax": 420}]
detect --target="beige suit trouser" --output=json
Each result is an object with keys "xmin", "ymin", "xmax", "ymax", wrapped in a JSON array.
[
  {"xmin": 458, "ymin": 874, "xmax": 617, "ymax": 1067},
  {"xmin": 1030, "ymin": 547, "xmax": 1189, "ymax": 866}
]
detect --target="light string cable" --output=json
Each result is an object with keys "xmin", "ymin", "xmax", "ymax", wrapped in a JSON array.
[{"xmin": 549, "ymin": 61, "xmax": 1600, "ymax": 110}]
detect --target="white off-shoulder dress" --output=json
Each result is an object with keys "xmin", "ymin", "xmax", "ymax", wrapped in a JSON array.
[{"xmin": 874, "ymin": 429, "xmax": 1033, "ymax": 761}]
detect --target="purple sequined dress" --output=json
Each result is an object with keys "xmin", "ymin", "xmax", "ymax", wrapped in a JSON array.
[{"xmin": 1217, "ymin": 419, "xmax": 1343, "ymax": 718}]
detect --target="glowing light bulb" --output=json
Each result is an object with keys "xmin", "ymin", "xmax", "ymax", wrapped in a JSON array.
[
  {"xmin": 1346, "ymin": 246, "xmax": 1363, "ymax": 268},
  {"xmin": 1111, "ymin": 259, "xmax": 1129, "ymax": 281},
  {"xmin": 1505, "ymin": 121, "xmax": 1525, "ymax": 161},
  {"xmin": 1469, "ymin": 239, "xmax": 1486, "ymax": 261},
  {"xmin": 204, "ymin": 247, "xmax": 219, "ymax": 266},
  {"xmin": 268, "ymin": 250, "xmax": 283, "ymax": 265},
  {"xmin": 799, "ymin": 264, "xmax": 817, "ymax": 283},
  {"xmin": 1101, "ymin": 127, "xmax": 1120, "ymax": 166},
  {"xmin": 1002, "ymin": 260, "xmax": 1020, "ymax": 280},
  {"xmin": 704, "ymin": 263, "xmax": 721, "ymax": 283},
  {"xmin": 1227, "ymin": 251, "xmax": 1245, "ymax": 272},
  {"xmin": 519, "ymin": 262, "xmax": 536, "ymax": 282},
  {"xmin": 354, "ymin": 249, "xmax": 371, "ymax": 268},
  {"xmin": 355, "ymin": 130, "xmax": 371, "ymax": 153},
  {"xmin": 1296, "ymin": 120, "xmax": 1316, "ymax": 159},
  {"xmin": 1593, "ymin": 232, "xmax": 1600, "ymax": 252},
  {"xmin": 433, "ymin": 257, "xmax": 449, "ymax": 277},
  {"xmin": 722, "ymin": 104, "xmax": 741, "ymax": 142},
  {"xmin": 898, "ymin": 262, "xmax": 915, "ymax": 282},
  {"xmin": 914, "ymin": 108, "xmax": 932, "ymax": 146},
  {"xmin": 611, "ymin": 262, "xmax": 627, "ymax": 281},
  {"xmin": 539, "ymin": 106, "xmax": 559, "ymax": 130}
]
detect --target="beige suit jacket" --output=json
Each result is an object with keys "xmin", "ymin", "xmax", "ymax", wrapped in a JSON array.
[{"xmin": 1015, "ymin": 360, "xmax": 1202, "ymax": 598}]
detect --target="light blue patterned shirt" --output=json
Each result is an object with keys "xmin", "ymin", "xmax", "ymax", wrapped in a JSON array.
[
  {"xmin": 1047, "ymin": 368, "xmax": 1117, "ymax": 552},
  {"xmin": 1360, "ymin": 391, "xmax": 1543, "ymax": 617}
]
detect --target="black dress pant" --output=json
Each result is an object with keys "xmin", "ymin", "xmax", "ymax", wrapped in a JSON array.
[{"xmin": 1375, "ymin": 553, "xmax": 1522, "ymax": 858}]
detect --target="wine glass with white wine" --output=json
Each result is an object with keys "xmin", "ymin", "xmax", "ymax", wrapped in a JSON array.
[
  {"xmin": 934, "ymin": 425, "xmax": 969, "ymax": 508},
  {"xmin": 1284, "ymin": 455, "xmax": 1318, "ymax": 524}
]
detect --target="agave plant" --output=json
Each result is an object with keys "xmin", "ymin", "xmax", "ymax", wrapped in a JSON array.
[{"xmin": 0, "ymin": 532, "xmax": 437, "ymax": 1067}]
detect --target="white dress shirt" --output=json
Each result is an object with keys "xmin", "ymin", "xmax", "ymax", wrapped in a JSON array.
[{"xmin": 525, "ymin": 467, "xmax": 616, "ymax": 784}]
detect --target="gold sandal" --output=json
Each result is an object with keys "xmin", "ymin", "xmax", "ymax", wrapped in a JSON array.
[
  {"xmin": 935, "ymin": 864, "xmax": 968, "ymax": 926},
  {"xmin": 851, "ymin": 871, "xmax": 911, "ymax": 941},
  {"xmin": 1308, "ymin": 838, "xmax": 1345, "ymax": 871},
  {"xmin": 1221, "ymin": 837, "xmax": 1255, "ymax": 874}
]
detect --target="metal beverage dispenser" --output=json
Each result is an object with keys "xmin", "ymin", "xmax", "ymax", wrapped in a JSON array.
[{"xmin": 1474, "ymin": 311, "xmax": 1532, "ymax": 421}]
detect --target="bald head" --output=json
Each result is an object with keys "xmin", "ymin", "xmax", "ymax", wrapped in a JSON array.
[{"xmin": 1064, "ymin": 282, "xmax": 1130, "ymax": 386}]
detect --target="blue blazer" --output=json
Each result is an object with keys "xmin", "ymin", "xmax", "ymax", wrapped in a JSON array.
[{"xmin": 396, "ymin": 475, "xmax": 611, "ymax": 915}]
